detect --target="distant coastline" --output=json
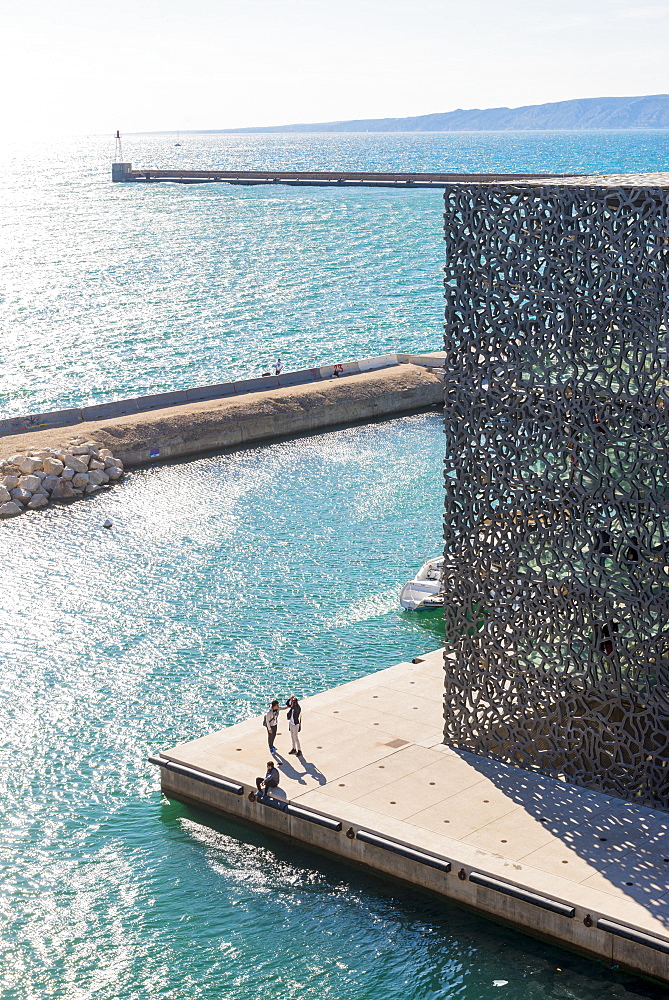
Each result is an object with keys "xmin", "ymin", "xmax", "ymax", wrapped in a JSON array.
[{"xmin": 184, "ymin": 95, "xmax": 669, "ymax": 134}]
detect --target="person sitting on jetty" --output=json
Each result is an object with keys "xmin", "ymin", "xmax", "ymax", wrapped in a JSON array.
[{"xmin": 255, "ymin": 762, "xmax": 280, "ymax": 798}]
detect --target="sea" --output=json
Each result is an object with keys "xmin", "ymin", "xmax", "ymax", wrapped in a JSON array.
[{"xmin": 1, "ymin": 131, "xmax": 668, "ymax": 1000}]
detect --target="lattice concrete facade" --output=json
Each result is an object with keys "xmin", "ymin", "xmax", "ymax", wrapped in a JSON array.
[{"xmin": 442, "ymin": 176, "xmax": 669, "ymax": 808}]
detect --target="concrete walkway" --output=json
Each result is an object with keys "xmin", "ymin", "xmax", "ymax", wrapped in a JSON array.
[{"xmin": 155, "ymin": 648, "xmax": 669, "ymax": 982}]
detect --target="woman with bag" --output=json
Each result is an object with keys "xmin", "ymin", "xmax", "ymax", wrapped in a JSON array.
[{"xmin": 285, "ymin": 695, "xmax": 303, "ymax": 756}]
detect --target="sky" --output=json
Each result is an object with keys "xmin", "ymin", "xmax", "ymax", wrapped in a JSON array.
[{"xmin": 1, "ymin": 0, "xmax": 668, "ymax": 136}]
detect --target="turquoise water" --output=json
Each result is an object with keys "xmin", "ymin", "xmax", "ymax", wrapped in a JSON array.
[
  {"xmin": 1, "ymin": 130, "xmax": 668, "ymax": 418},
  {"xmin": 1, "ymin": 414, "xmax": 658, "ymax": 1000},
  {"xmin": 3, "ymin": 132, "xmax": 669, "ymax": 998}
]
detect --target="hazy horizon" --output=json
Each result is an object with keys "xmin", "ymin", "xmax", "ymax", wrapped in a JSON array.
[{"xmin": 3, "ymin": 0, "xmax": 669, "ymax": 137}]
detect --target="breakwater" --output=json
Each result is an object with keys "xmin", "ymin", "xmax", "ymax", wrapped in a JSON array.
[
  {"xmin": 0, "ymin": 360, "xmax": 444, "ymax": 473},
  {"xmin": 0, "ymin": 439, "xmax": 124, "ymax": 518},
  {"xmin": 112, "ymin": 163, "xmax": 561, "ymax": 186},
  {"xmin": 0, "ymin": 352, "xmax": 440, "ymax": 437}
]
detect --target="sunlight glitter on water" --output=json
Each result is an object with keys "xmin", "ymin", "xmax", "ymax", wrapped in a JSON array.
[
  {"xmin": 0, "ymin": 414, "xmax": 661, "ymax": 1000},
  {"xmin": 3, "ymin": 129, "xmax": 669, "ymax": 999}
]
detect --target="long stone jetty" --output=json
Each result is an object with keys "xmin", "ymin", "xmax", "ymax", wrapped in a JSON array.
[
  {"xmin": 0, "ymin": 360, "xmax": 444, "ymax": 470},
  {"xmin": 112, "ymin": 164, "xmax": 562, "ymax": 186}
]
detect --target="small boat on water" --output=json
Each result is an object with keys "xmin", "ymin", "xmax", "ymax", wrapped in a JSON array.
[{"xmin": 399, "ymin": 555, "xmax": 444, "ymax": 611}]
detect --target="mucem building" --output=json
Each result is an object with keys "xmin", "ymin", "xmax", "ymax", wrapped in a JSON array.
[{"xmin": 441, "ymin": 174, "xmax": 669, "ymax": 809}]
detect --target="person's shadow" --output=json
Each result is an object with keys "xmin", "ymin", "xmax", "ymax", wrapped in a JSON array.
[
  {"xmin": 275, "ymin": 753, "xmax": 326, "ymax": 788},
  {"xmin": 261, "ymin": 786, "xmax": 287, "ymax": 802}
]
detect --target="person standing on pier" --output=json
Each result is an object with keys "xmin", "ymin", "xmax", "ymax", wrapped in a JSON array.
[
  {"xmin": 263, "ymin": 699, "xmax": 281, "ymax": 751},
  {"xmin": 286, "ymin": 695, "xmax": 302, "ymax": 756},
  {"xmin": 275, "ymin": 358, "xmax": 284, "ymax": 375}
]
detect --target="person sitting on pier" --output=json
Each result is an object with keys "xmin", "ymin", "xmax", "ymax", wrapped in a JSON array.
[{"xmin": 255, "ymin": 762, "xmax": 280, "ymax": 798}]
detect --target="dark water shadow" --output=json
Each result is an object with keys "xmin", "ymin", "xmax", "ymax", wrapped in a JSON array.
[
  {"xmin": 454, "ymin": 749, "xmax": 669, "ymax": 932},
  {"xmin": 396, "ymin": 608, "xmax": 445, "ymax": 640}
]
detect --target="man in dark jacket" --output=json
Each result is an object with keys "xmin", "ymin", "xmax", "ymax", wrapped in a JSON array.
[
  {"xmin": 256, "ymin": 762, "xmax": 280, "ymax": 798},
  {"xmin": 286, "ymin": 695, "xmax": 302, "ymax": 756}
]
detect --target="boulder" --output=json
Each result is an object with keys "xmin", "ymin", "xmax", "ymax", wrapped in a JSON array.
[
  {"xmin": 10, "ymin": 488, "xmax": 32, "ymax": 505},
  {"xmin": 0, "ymin": 486, "xmax": 10, "ymax": 503},
  {"xmin": 0, "ymin": 502, "xmax": 22, "ymax": 518},
  {"xmin": 63, "ymin": 454, "xmax": 89, "ymax": 473},
  {"xmin": 50, "ymin": 479, "xmax": 77, "ymax": 500},
  {"xmin": 87, "ymin": 469, "xmax": 108, "ymax": 486},
  {"xmin": 14, "ymin": 455, "xmax": 42, "ymax": 474},
  {"xmin": 0, "ymin": 476, "xmax": 19, "ymax": 490},
  {"xmin": 99, "ymin": 449, "xmax": 112, "ymax": 458},
  {"xmin": 27, "ymin": 494, "xmax": 48, "ymax": 509},
  {"xmin": 41, "ymin": 475, "xmax": 61, "ymax": 493},
  {"xmin": 71, "ymin": 445, "xmax": 91, "ymax": 455},
  {"xmin": 72, "ymin": 473, "xmax": 90, "ymax": 489},
  {"xmin": 42, "ymin": 458, "xmax": 65, "ymax": 476},
  {"xmin": 85, "ymin": 484, "xmax": 101, "ymax": 494},
  {"xmin": 106, "ymin": 467, "xmax": 123, "ymax": 481},
  {"xmin": 61, "ymin": 467, "xmax": 75, "ymax": 481},
  {"xmin": 88, "ymin": 459, "xmax": 105, "ymax": 471},
  {"xmin": 33, "ymin": 470, "xmax": 46, "ymax": 481},
  {"xmin": 19, "ymin": 475, "xmax": 41, "ymax": 492}
]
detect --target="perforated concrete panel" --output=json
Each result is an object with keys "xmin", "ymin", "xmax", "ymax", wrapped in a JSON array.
[{"xmin": 441, "ymin": 178, "xmax": 669, "ymax": 808}]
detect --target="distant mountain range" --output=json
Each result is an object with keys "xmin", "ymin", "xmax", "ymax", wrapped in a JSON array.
[{"xmin": 211, "ymin": 95, "xmax": 669, "ymax": 133}]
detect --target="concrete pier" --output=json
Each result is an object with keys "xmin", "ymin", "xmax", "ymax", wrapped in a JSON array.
[
  {"xmin": 112, "ymin": 163, "xmax": 564, "ymax": 187},
  {"xmin": 152, "ymin": 649, "xmax": 669, "ymax": 984}
]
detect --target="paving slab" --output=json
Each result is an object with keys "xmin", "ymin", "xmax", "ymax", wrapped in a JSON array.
[{"xmin": 154, "ymin": 646, "xmax": 669, "ymax": 983}]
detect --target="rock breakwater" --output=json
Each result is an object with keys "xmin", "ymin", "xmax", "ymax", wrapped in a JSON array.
[{"xmin": 0, "ymin": 438, "xmax": 124, "ymax": 518}]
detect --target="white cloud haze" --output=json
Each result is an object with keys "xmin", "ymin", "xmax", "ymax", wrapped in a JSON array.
[{"xmin": 1, "ymin": 0, "xmax": 667, "ymax": 136}]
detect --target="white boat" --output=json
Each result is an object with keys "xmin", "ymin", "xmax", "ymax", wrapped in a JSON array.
[{"xmin": 399, "ymin": 555, "xmax": 444, "ymax": 611}]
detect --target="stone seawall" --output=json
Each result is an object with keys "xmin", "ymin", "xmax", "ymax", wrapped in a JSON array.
[{"xmin": 0, "ymin": 365, "xmax": 444, "ymax": 469}]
